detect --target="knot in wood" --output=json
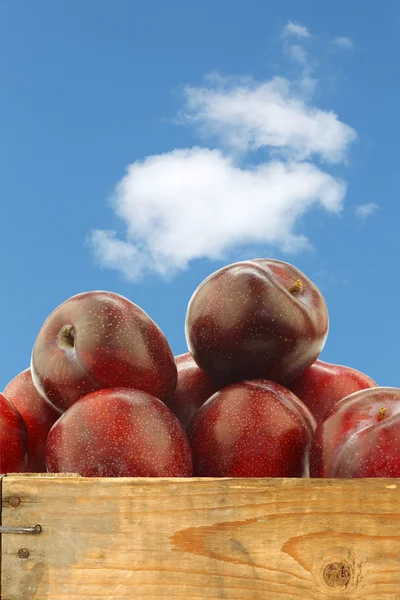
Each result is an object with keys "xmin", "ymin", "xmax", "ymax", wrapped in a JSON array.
[{"xmin": 323, "ymin": 560, "xmax": 351, "ymax": 588}]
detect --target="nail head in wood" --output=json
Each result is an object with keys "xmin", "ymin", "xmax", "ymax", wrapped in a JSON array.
[{"xmin": 8, "ymin": 496, "xmax": 21, "ymax": 507}]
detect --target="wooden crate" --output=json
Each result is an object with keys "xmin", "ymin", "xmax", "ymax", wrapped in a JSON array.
[{"xmin": 1, "ymin": 473, "xmax": 400, "ymax": 599}]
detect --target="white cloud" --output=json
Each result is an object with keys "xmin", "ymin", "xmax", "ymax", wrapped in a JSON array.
[
  {"xmin": 334, "ymin": 37, "xmax": 354, "ymax": 49},
  {"xmin": 282, "ymin": 44, "xmax": 316, "ymax": 97},
  {"xmin": 90, "ymin": 148, "xmax": 346, "ymax": 280},
  {"xmin": 89, "ymin": 32, "xmax": 357, "ymax": 281},
  {"xmin": 284, "ymin": 21, "xmax": 310, "ymax": 38},
  {"xmin": 181, "ymin": 75, "xmax": 356, "ymax": 163},
  {"xmin": 288, "ymin": 44, "xmax": 309, "ymax": 66},
  {"xmin": 354, "ymin": 203, "xmax": 378, "ymax": 220}
]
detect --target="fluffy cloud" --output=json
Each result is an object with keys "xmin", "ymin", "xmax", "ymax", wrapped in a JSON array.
[
  {"xmin": 181, "ymin": 75, "xmax": 356, "ymax": 163},
  {"xmin": 89, "ymin": 26, "xmax": 357, "ymax": 281},
  {"xmin": 287, "ymin": 44, "xmax": 309, "ymax": 66},
  {"xmin": 354, "ymin": 203, "xmax": 378, "ymax": 220},
  {"xmin": 90, "ymin": 147, "xmax": 347, "ymax": 280},
  {"xmin": 334, "ymin": 37, "xmax": 354, "ymax": 49},
  {"xmin": 283, "ymin": 22, "xmax": 310, "ymax": 38}
]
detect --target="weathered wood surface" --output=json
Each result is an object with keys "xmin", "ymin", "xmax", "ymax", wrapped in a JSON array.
[{"xmin": 2, "ymin": 475, "xmax": 400, "ymax": 599}]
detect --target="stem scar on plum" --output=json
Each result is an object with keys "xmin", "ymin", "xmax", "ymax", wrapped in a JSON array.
[
  {"xmin": 378, "ymin": 407, "xmax": 387, "ymax": 421},
  {"xmin": 288, "ymin": 279, "xmax": 303, "ymax": 295},
  {"xmin": 59, "ymin": 325, "xmax": 75, "ymax": 348}
]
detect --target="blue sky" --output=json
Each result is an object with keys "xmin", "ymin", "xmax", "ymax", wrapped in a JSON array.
[{"xmin": 1, "ymin": 1, "xmax": 398, "ymax": 391}]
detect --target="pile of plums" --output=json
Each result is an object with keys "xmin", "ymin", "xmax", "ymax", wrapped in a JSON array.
[{"xmin": 1, "ymin": 258, "xmax": 397, "ymax": 479}]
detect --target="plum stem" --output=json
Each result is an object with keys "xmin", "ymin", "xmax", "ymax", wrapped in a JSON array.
[
  {"xmin": 60, "ymin": 325, "xmax": 75, "ymax": 348},
  {"xmin": 378, "ymin": 407, "xmax": 387, "ymax": 421},
  {"xmin": 288, "ymin": 279, "xmax": 303, "ymax": 294}
]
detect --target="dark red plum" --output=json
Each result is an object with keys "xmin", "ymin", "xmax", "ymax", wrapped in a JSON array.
[
  {"xmin": 310, "ymin": 387, "xmax": 400, "ymax": 478},
  {"xmin": 46, "ymin": 388, "xmax": 193, "ymax": 477},
  {"xmin": 4, "ymin": 368, "xmax": 59, "ymax": 472},
  {"xmin": 187, "ymin": 379, "xmax": 316, "ymax": 477},
  {"xmin": 164, "ymin": 352, "xmax": 220, "ymax": 429},
  {"xmin": 31, "ymin": 291, "xmax": 177, "ymax": 413},
  {"xmin": 0, "ymin": 392, "xmax": 29, "ymax": 473},
  {"xmin": 185, "ymin": 259, "xmax": 329, "ymax": 388},
  {"xmin": 288, "ymin": 359, "xmax": 377, "ymax": 424}
]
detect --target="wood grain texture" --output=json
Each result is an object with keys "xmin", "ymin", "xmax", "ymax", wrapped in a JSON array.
[{"xmin": 2, "ymin": 475, "xmax": 400, "ymax": 599}]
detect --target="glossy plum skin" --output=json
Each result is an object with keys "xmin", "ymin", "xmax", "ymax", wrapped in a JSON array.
[
  {"xmin": 46, "ymin": 388, "xmax": 193, "ymax": 477},
  {"xmin": 31, "ymin": 291, "xmax": 177, "ymax": 413},
  {"xmin": 4, "ymin": 368, "xmax": 59, "ymax": 472},
  {"xmin": 164, "ymin": 353, "xmax": 220, "ymax": 429},
  {"xmin": 185, "ymin": 259, "xmax": 329, "ymax": 388},
  {"xmin": 187, "ymin": 379, "xmax": 316, "ymax": 477},
  {"xmin": 0, "ymin": 392, "xmax": 29, "ymax": 473},
  {"xmin": 288, "ymin": 359, "xmax": 377, "ymax": 424},
  {"xmin": 310, "ymin": 387, "xmax": 400, "ymax": 478}
]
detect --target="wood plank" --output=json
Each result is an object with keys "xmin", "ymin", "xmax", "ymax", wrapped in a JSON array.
[{"xmin": 2, "ymin": 476, "xmax": 400, "ymax": 599}]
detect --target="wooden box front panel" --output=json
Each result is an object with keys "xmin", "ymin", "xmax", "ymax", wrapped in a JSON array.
[{"xmin": 1, "ymin": 475, "xmax": 400, "ymax": 599}]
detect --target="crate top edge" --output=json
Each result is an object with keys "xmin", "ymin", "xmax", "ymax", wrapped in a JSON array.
[{"xmin": 2, "ymin": 473, "xmax": 400, "ymax": 489}]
